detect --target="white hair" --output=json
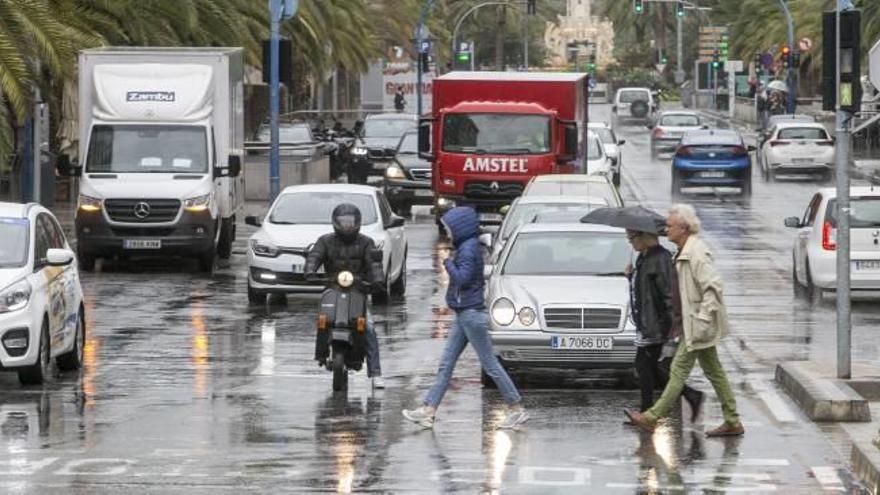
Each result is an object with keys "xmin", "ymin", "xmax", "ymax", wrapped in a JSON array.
[{"xmin": 669, "ymin": 204, "xmax": 702, "ymax": 234}]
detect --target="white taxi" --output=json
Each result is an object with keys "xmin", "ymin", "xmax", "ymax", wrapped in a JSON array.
[{"xmin": 0, "ymin": 202, "xmax": 85, "ymax": 385}]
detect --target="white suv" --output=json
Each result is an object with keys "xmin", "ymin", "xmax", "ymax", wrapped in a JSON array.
[
  {"xmin": 0, "ymin": 202, "xmax": 85, "ymax": 385},
  {"xmin": 612, "ymin": 87, "xmax": 657, "ymax": 125}
]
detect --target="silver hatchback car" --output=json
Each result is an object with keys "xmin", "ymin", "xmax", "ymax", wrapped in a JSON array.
[{"xmin": 485, "ymin": 222, "xmax": 636, "ymax": 377}]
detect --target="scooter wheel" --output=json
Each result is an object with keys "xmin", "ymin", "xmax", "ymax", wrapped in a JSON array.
[{"xmin": 332, "ymin": 351, "xmax": 348, "ymax": 392}]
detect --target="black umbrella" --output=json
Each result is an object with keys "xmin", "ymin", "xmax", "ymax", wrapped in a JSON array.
[{"xmin": 580, "ymin": 206, "xmax": 666, "ymax": 235}]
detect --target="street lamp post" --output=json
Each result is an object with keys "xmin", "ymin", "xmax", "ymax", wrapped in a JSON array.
[
  {"xmin": 415, "ymin": 0, "xmax": 437, "ymax": 118},
  {"xmin": 776, "ymin": 0, "xmax": 796, "ymax": 113},
  {"xmin": 451, "ymin": 1, "xmax": 511, "ymax": 72},
  {"xmin": 267, "ymin": 0, "xmax": 298, "ymax": 203}
]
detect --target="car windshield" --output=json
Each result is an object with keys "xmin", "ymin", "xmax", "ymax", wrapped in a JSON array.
[
  {"xmin": 87, "ymin": 125, "xmax": 208, "ymax": 173},
  {"xmin": 503, "ymin": 231, "xmax": 631, "ymax": 276},
  {"xmin": 257, "ymin": 125, "xmax": 312, "ymax": 143},
  {"xmin": 442, "ymin": 114, "xmax": 551, "ymax": 154},
  {"xmin": 0, "ymin": 218, "xmax": 29, "ymax": 268},
  {"xmin": 618, "ymin": 90, "xmax": 649, "ymax": 103},
  {"xmin": 592, "ymin": 128, "xmax": 615, "ymax": 144},
  {"xmin": 661, "ymin": 114, "xmax": 700, "ymax": 127},
  {"xmin": 397, "ymin": 133, "xmax": 418, "ymax": 154},
  {"xmin": 826, "ymin": 198, "xmax": 880, "ymax": 228},
  {"xmin": 777, "ymin": 128, "xmax": 828, "ymax": 140},
  {"xmin": 501, "ymin": 203, "xmax": 600, "ymax": 240},
  {"xmin": 269, "ymin": 192, "xmax": 378, "ymax": 225},
  {"xmin": 363, "ymin": 118, "xmax": 415, "ymax": 138}
]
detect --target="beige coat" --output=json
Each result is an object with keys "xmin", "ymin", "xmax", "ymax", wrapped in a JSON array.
[{"xmin": 675, "ymin": 235, "xmax": 729, "ymax": 350}]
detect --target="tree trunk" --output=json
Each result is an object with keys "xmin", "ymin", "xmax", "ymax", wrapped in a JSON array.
[{"xmin": 495, "ymin": 5, "xmax": 506, "ymax": 70}]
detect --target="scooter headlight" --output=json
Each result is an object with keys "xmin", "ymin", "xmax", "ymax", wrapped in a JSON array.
[
  {"xmin": 337, "ymin": 271, "xmax": 355, "ymax": 288},
  {"xmin": 352, "ymin": 147, "xmax": 368, "ymax": 156}
]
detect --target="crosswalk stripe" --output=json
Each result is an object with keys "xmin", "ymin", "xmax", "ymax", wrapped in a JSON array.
[{"xmin": 811, "ymin": 466, "xmax": 845, "ymax": 491}]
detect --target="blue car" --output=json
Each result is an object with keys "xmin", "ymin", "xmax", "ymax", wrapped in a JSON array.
[{"xmin": 671, "ymin": 129, "xmax": 756, "ymax": 198}]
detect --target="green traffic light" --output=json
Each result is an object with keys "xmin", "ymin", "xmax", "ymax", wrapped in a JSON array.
[{"xmin": 456, "ymin": 53, "xmax": 470, "ymax": 62}]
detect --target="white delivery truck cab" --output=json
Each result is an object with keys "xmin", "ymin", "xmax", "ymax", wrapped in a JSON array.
[{"xmin": 67, "ymin": 47, "xmax": 245, "ymax": 271}]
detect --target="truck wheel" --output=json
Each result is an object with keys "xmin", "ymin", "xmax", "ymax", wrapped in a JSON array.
[
  {"xmin": 77, "ymin": 247, "xmax": 96, "ymax": 272},
  {"xmin": 19, "ymin": 320, "xmax": 50, "ymax": 385},
  {"xmin": 57, "ymin": 307, "xmax": 85, "ymax": 371},
  {"xmin": 198, "ymin": 248, "xmax": 215, "ymax": 273},
  {"xmin": 217, "ymin": 216, "xmax": 234, "ymax": 259},
  {"xmin": 390, "ymin": 255, "xmax": 407, "ymax": 296}
]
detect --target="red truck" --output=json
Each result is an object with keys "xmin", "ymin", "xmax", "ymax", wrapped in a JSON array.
[{"xmin": 418, "ymin": 72, "xmax": 588, "ymax": 225}]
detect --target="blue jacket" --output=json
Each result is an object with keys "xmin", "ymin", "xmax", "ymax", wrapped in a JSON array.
[{"xmin": 441, "ymin": 207, "xmax": 485, "ymax": 311}]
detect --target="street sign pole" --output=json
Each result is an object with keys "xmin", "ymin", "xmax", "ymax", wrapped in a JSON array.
[
  {"xmin": 675, "ymin": 14, "xmax": 685, "ymax": 84},
  {"xmin": 268, "ymin": 0, "xmax": 281, "ymax": 203},
  {"xmin": 835, "ymin": 0, "xmax": 854, "ymax": 380}
]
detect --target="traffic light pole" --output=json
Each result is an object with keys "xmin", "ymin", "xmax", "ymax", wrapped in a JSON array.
[
  {"xmin": 415, "ymin": 0, "xmax": 437, "ymax": 117},
  {"xmin": 777, "ymin": 0, "xmax": 796, "ymax": 113},
  {"xmin": 268, "ymin": 0, "xmax": 281, "ymax": 203}
]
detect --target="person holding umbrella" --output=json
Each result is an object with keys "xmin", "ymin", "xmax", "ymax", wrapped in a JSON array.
[{"xmin": 582, "ymin": 207, "xmax": 703, "ymax": 418}]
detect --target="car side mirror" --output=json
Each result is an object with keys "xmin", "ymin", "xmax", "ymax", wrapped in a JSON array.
[
  {"xmin": 418, "ymin": 119, "xmax": 434, "ymax": 160},
  {"xmin": 617, "ymin": 139, "xmax": 626, "ymax": 146},
  {"xmin": 47, "ymin": 248, "xmax": 75, "ymax": 267},
  {"xmin": 478, "ymin": 233, "xmax": 493, "ymax": 247},
  {"xmin": 483, "ymin": 264, "xmax": 494, "ymax": 279},
  {"xmin": 747, "ymin": 145, "xmax": 757, "ymax": 153},
  {"xmin": 784, "ymin": 217, "xmax": 801, "ymax": 228},
  {"xmin": 646, "ymin": 124, "xmax": 653, "ymax": 129},
  {"xmin": 245, "ymin": 215, "xmax": 262, "ymax": 227},
  {"xmin": 385, "ymin": 215, "xmax": 405, "ymax": 229},
  {"xmin": 228, "ymin": 155, "xmax": 242, "ymax": 178},
  {"xmin": 701, "ymin": 125, "xmax": 710, "ymax": 130}
]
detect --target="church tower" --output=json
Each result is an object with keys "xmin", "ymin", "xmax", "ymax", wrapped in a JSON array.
[{"xmin": 567, "ymin": 0, "xmax": 590, "ymax": 19}]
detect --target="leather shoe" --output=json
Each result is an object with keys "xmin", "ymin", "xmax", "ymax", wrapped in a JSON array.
[
  {"xmin": 706, "ymin": 421, "xmax": 745, "ymax": 437},
  {"xmin": 624, "ymin": 409, "xmax": 656, "ymax": 433}
]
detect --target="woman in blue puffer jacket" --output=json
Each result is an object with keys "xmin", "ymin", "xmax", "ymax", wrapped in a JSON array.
[{"xmin": 403, "ymin": 207, "xmax": 528, "ymax": 430}]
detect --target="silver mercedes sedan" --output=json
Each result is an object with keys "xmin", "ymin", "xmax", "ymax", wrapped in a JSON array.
[{"xmin": 485, "ymin": 222, "xmax": 636, "ymax": 376}]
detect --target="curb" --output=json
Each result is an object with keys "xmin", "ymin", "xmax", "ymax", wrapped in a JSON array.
[
  {"xmin": 775, "ymin": 362, "xmax": 871, "ymax": 422},
  {"xmin": 852, "ymin": 437, "xmax": 880, "ymax": 494}
]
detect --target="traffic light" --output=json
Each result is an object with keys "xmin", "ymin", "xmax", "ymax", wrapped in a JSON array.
[
  {"xmin": 587, "ymin": 53, "xmax": 597, "ymax": 73},
  {"xmin": 781, "ymin": 45, "xmax": 791, "ymax": 69},
  {"xmin": 823, "ymin": 9, "xmax": 862, "ymax": 113},
  {"xmin": 676, "ymin": 2, "xmax": 685, "ymax": 17},
  {"xmin": 754, "ymin": 52, "xmax": 763, "ymax": 74},
  {"xmin": 526, "ymin": 0, "xmax": 536, "ymax": 15},
  {"xmin": 633, "ymin": 0, "xmax": 644, "ymax": 14},
  {"xmin": 419, "ymin": 51, "xmax": 430, "ymax": 73},
  {"xmin": 711, "ymin": 49, "xmax": 720, "ymax": 69}
]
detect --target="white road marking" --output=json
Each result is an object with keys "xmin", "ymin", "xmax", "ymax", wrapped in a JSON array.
[
  {"xmin": 811, "ymin": 466, "xmax": 845, "ymax": 491},
  {"xmin": 0, "ymin": 457, "xmax": 59, "ymax": 476},
  {"xmin": 256, "ymin": 319, "xmax": 276, "ymax": 376},
  {"xmin": 53, "ymin": 458, "xmax": 134, "ymax": 476},
  {"xmin": 517, "ymin": 466, "xmax": 590, "ymax": 486}
]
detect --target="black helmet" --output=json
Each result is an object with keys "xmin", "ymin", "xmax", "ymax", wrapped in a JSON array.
[{"xmin": 332, "ymin": 203, "xmax": 361, "ymax": 243}]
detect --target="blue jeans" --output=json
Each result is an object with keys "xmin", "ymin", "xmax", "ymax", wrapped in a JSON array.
[
  {"xmin": 365, "ymin": 313, "xmax": 381, "ymax": 378},
  {"xmin": 423, "ymin": 309, "xmax": 521, "ymax": 408}
]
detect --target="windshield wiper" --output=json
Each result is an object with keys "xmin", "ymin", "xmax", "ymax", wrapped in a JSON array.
[
  {"xmin": 269, "ymin": 220, "xmax": 298, "ymax": 225},
  {"xmin": 492, "ymin": 148, "xmax": 535, "ymax": 155}
]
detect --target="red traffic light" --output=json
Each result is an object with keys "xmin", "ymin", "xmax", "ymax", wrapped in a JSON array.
[{"xmin": 781, "ymin": 45, "xmax": 791, "ymax": 56}]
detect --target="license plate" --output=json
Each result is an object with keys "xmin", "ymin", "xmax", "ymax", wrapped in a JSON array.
[
  {"xmin": 479, "ymin": 213, "xmax": 504, "ymax": 223},
  {"xmin": 332, "ymin": 330, "xmax": 350, "ymax": 341},
  {"xmin": 550, "ymin": 335, "xmax": 613, "ymax": 350},
  {"xmin": 854, "ymin": 260, "xmax": 880, "ymax": 271},
  {"xmin": 699, "ymin": 171, "xmax": 726, "ymax": 178},
  {"xmin": 290, "ymin": 255, "xmax": 305, "ymax": 273},
  {"xmin": 792, "ymin": 158, "xmax": 814, "ymax": 164},
  {"xmin": 123, "ymin": 239, "xmax": 161, "ymax": 249}
]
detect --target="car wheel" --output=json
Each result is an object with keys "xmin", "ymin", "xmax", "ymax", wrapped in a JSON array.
[
  {"xmin": 390, "ymin": 253, "xmax": 407, "ymax": 296},
  {"xmin": 612, "ymin": 171, "xmax": 621, "ymax": 188},
  {"xmin": 19, "ymin": 320, "xmax": 50, "ymax": 385},
  {"xmin": 792, "ymin": 254, "xmax": 807, "ymax": 298},
  {"xmin": 57, "ymin": 307, "xmax": 85, "ymax": 371},
  {"xmin": 217, "ymin": 216, "xmax": 234, "ymax": 259},
  {"xmin": 671, "ymin": 168, "xmax": 682, "ymax": 199},
  {"xmin": 247, "ymin": 281, "xmax": 266, "ymax": 305},
  {"xmin": 741, "ymin": 178, "xmax": 752, "ymax": 198},
  {"xmin": 805, "ymin": 258, "xmax": 819, "ymax": 302},
  {"xmin": 372, "ymin": 268, "xmax": 392, "ymax": 305},
  {"xmin": 77, "ymin": 248, "xmax": 96, "ymax": 272}
]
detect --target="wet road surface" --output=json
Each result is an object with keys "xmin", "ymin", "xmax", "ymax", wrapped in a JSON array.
[{"xmin": 0, "ymin": 104, "xmax": 871, "ymax": 493}]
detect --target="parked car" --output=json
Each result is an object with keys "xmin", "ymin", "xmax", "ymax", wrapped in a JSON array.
[
  {"xmin": 588, "ymin": 122, "xmax": 626, "ymax": 187},
  {"xmin": 584, "ymin": 130, "xmax": 614, "ymax": 179},
  {"xmin": 785, "ymin": 187, "xmax": 880, "ymax": 296},
  {"xmin": 612, "ymin": 87, "xmax": 657, "ymax": 126},
  {"xmin": 522, "ymin": 174, "xmax": 624, "ymax": 207},
  {"xmin": 0, "ymin": 202, "xmax": 85, "ymax": 385},
  {"xmin": 758, "ymin": 122, "xmax": 835, "ymax": 181},
  {"xmin": 484, "ymin": 222, "xmax": 636, "ymax": 383},
  {"xmin": 671, "ymin": 129, "xmax": 755, "ymax": 198},
  {"xmin": 349, "ymin": 113, "xmax": 418, "ymax": 183},
  {"xmin": 649, "ymin": 111, "xmax": 706, "ymax": 158},
  {"xmin": 245, "ymin": 184, "xmax": 407, "ymax": 304},
  {"xmin": 383, "ymin": 130, "xmax": 432, "ymax": 216},
  {"xmin": 489, "ymin": 195, "xmax": 610, "ymax": 262}
]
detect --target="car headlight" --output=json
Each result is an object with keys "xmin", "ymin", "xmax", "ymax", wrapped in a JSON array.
[
  {"xmin": 518, "ymin": 307, "xmax": 536, "ymax": 326},
  {"xmin": 77, "ymin": 194, "xmax": 102, "ymax": 212},
  {"xmin": 250, "ymin": 238, "xmax": 281, "ymax": 258},
  {"xmin": 491, "ymin": 298, "xmax": 516, "ymax": 326},
  {"xmin": 352, "ymin": 147, "xmax": 368, "ymax": 156},
  {"xmin": 184, "ymin": 193, "xmax": 212, "ymax": 212},
  {"xmin": 385, "ymin": 165, "xmax": 406, "ymax": 180},
  {"xmin": 0, "ymin": 279, "xmax": 32, "ymax": 314}
]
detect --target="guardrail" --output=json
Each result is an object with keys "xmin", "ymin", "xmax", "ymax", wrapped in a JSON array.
[{"xmin": 243, "ymin": 141, "xmax": 330, "ymax": 201}]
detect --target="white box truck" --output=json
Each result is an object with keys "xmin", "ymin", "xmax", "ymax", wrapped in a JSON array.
[{"xmin": 62, "ymin": 47, "xmax": 245, "ymax": 271}]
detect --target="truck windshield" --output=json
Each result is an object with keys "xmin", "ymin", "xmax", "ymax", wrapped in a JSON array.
[
  {"xmin": 0, "ymin": 218, "xmax": 29, "ymax": 268},
  {"xmin": 442, "ymin": 114, "xmax": 551, "ymax": 154},
  {"xmin": 86, "ymin": 125, "xmax": 209, "ymax": 173}
]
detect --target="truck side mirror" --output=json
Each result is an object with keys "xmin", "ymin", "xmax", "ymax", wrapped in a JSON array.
[
  {"xmin": 560, "ymin": 122, "xmax": 578, "ymax": 161},
  {"xmin": 228, "ymin": 155, "xmax": 242, "ymax": 178},
  {"xmin": 418, "ymin": 119, "xmax": 433, "ymax": 160},
  {"xmin": 56, "ymin": 154, "xmax": 81, "ymax": 177}
]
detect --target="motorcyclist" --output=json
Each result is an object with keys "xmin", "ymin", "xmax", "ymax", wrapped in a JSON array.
[{"xmin": 305, "ymin": 203, "xmax": 386, "ymax": 389}]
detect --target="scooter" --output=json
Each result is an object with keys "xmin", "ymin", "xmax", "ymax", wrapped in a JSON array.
[{"xmin": 315, "ymin": 270, "xmax": 369, "ymax": 392}]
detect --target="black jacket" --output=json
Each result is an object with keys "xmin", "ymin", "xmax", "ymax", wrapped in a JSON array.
[
  {"xmin": 304, "ymin": 233, "xmax": 385, "ymax": 294},
  {"xmin": 630, "ymin": 245, "xmax": 674, "ymax": 344}
]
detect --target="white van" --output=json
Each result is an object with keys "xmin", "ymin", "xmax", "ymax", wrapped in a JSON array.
[{"xmin": 612, "ymin": 87, "xmax": 657, "ymax": 125}]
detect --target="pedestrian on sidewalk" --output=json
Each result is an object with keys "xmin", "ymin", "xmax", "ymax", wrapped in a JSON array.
[
  {"xmin": 625, "ymin": 229, "xmax": 704, "ymax": 417},
  {"xmin": 402, "ymin": 207, "xmax": 528, "ymax": 430},
  {"xmin": 625, "ymin": 204, "xmax": 744, "ymax": 437}
]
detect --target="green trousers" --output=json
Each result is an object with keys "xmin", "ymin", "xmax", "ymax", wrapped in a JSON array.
[{"xmin": 645, "ymin": 343, "xmax": 740, "ymax": 425}]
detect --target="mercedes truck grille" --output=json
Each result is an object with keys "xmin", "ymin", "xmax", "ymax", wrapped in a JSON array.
[{"xmin": 105, "ymin": 199, "xmax": 181, "ymax": 223}]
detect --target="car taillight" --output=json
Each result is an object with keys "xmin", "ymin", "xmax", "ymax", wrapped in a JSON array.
[
  {"xmin": 653, "ymin": 127, "xmax": 665, "ymax": 138},
  {"xmin": 731, "ymin": 146, "xmax": 748, "ymax": 156},
  {"xmin": 816, "ymin": 140, "xmax": 834, "ymax": 147},
  {"xmin": 676, "ymin": 145, "xmax": 692, "ymax": 156},
  {"xmin": 822, "ymin": 221, "xmax": 837, "ymax": 251},
  {"xmin": 769, "ymin": 140, "xmax": 790, "ymax": 147}
]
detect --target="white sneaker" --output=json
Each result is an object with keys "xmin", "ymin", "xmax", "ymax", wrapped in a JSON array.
[
  {"xmin": 402, "ymin": 406, "xmax": 435, "ymax": 429},
  {"xmin": 372, "ymin": 377, "xmax": 385, "ymax": 389},
  {"xmin": 497, "ymin": 408, "xmax": 530, "ymax": 430}
]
